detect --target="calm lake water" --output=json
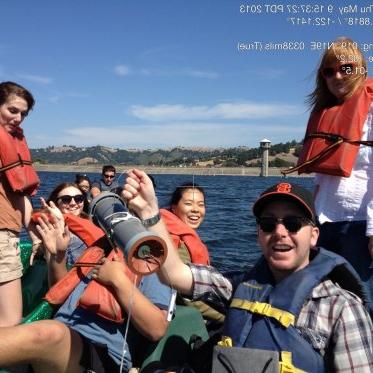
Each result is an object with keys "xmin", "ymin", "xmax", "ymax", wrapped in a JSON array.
[{"xmin": 31, "ymin": 171, "xmax": 315, "ymax": 272}]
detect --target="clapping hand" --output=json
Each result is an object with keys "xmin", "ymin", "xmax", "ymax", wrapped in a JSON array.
[
  {"xmin": 35, "ymin": 213, "xmax": 70, "ymax": 256},
  {"xmin": 40, "ymin": 197, "xmax": 65, "ymax": 233}
]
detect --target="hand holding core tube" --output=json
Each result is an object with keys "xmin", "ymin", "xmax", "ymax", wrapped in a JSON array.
[{"xmin": 89, "ymin": 192, "xmax": 167, "ymax": 275}]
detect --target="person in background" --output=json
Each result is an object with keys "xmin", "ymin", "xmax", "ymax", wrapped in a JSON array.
[
  {"xmin": 295, "ymin": 37, "xmax": 373, "ymax": 314},
  {"xmin": 0, "ymin": 81, "xmax": 39, "ymax": 326},
  {"xmin": 90, "ymin": 165, "xmax": 120, "ymax": 198},
  {"xmin": 123, "ymin": 169, "xmax": 373, "ymax": 373},
  {"xmin": 75, "ymin": 174, "xmax": 92, "ymax": 213}
]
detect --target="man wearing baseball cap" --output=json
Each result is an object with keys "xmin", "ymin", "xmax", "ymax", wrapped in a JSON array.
[{"xmin": 123, "ymin": 170, "xmax": 373, "ymax": 373}]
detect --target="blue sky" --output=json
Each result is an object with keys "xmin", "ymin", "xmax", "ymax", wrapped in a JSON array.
[{"xmin": 1, "ymin": 0, "xmax": 372, "ymax": 149}]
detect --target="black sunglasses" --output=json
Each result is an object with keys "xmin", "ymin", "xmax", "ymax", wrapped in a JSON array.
[
  {"xmin": 57, "ymin": 194, "xmax": 85, "ymax": 204},
  {"xmin": 104, "ymin": 174, "xmax": 115, "ymax": 179},
  {"xmin": 322, "ymin": 63, "xmax": 355, "ymax": 78},
  {"xmin": 256, "ymin": 216, "xmax": 314, "ymax": 234}
]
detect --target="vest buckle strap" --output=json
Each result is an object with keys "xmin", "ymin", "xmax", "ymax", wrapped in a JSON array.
[
  {"xmin": 217, "ymin": 336, "xmax": 233, "ymax": 347},
  {"xmin": 230, "ymin": 298, "xmax": 295, "ymax": 328},
  {"xmin": 279, "ymin": 351, "xmax": 307, "ymax": 373},
  {"xmin": 252, "ymin": 301, "xmax": 271, "ymax": 314}
]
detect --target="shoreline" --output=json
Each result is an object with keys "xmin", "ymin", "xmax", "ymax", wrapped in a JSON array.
[{"xmin": 34, "ymin": 164, "xmax": 311, "ymax": 177}]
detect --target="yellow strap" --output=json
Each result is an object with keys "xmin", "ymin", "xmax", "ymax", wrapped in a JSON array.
[
  {"xmin": 230, "ymin": 299, "xmax": 295, "ymax": 328},
  {"xmin": 279, "ymin": 351, "xmax": 307, "ymax": 373},
  {"xmin": 217, "ymin": 336, "xmax": 233, "ymax": 347}
]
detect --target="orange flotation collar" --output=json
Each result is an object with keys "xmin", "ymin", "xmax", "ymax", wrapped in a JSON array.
[
  {"xmin": 282, "ymin": 78, "xmax": 373, "ymax": 177},
  {"xmin": 0, "ymin": 126, "xmax": 40, "ymax": 195},
  {"xmin": 160, "ymin": 208, "xmax": 210, "ymax": 265},
  {"xmin": 63, "ymin": 214, "xmax": 106, "ymax": 246},
  {"xmin": 45, "ymin": 246, "xmax": 105, "ymax": 305}
]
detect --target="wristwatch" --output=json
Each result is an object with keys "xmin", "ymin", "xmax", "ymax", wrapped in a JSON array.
[{"xmin": 141, "ymin": 212, "xmax": 161, "ymax": 227}]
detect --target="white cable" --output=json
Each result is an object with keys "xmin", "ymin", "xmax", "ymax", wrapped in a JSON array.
[{"xmin": 119, "ymin": 274, "xmax": 137, "ymax": 373}]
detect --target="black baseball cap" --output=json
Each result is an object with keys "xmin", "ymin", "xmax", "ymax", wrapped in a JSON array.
[{"xmin": 253, "ymin": 182, "xmax": 316, "ymax": 222}]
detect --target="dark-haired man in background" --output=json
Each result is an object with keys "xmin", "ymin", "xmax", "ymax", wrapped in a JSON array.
[{"xmin": 91, "ymin": 165, "xmax": 120, "ymax": 198}]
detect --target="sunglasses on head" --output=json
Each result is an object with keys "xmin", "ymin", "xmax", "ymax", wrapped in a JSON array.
[
  {"xmin": 57, "ymin": 194, "xmax": 85, "ymax": 204},
  {"xmin": 256, "ymin": 216, "xmax": 314, "ymax": 234},
  {"xmin": 104, "ymin": 174, "xmax": 115, "ymax": 179},
  {"xmin": 322, "ymin": 63, "xmax": 355, "ymax": 78}
]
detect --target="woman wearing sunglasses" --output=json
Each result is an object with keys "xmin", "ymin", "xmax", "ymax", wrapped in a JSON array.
[
  {"xmin": 43, "ymin": 182, "xmax": 88, "ymax": 277},
  {"xmin": 294, "ymin": 37, "xmax": 373, "ymax": 314}
]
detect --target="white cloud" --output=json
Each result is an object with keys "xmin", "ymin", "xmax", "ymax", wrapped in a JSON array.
[
  {"xmin": 114, "ymin": 65, "xmax": 218, "ymax": 79},
  {"xmin": 17, "ymin": 74, "xmax": 52, "ymax": 85},
  {"xmin": 47, "ymin": 91, "xmax": 89, "ymax": 103},
  {"xmin": 48, "ymin": 96, "xmax": 61, "ymax": 103},
  {"xmin": 255, "ymin": 68, "xmax": 286, "ymax": 79},
  {"xmin": 185, "ymin": 70, "xmax": 219, "ymax": 79},
  {"xmin": 29, "ymin": 119, "xmax": 306, "ymax": 149},
  {"xmin": 131, "ymin": 102, "xmax": 300, "ymax": 121},
  {"xmin": 143, "ymin": 68, "xmax": 218, "ymax": 79},
  {"xmin": 114, "ymin": 65, "xmax": 131, "ymax": 76}
]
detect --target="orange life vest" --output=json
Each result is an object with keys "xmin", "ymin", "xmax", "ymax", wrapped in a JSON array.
[
  {"xmin": 45, "ymin": 245, "xmax": 104, "ymax": 305},
  {"xmin": 39, "ymin": 213, "xmax": 139, "ymax": 323},
  {"xmin": 293, "ymin": 78, "xmax": 373, "ymax": 177},
  {"xmin": 63, "ymin": 214, "xmax": 106, "ymax": 246},
  {"xmin": 0, "ymin": 126, "xmax": 39, "ymax": 195},
  {"xmin": 77, "ymin": 249, "xmax": 140, "ymax": 323},
  {"xmin": 160, "ymin": 208, "xmax": 210, "ymax": 265}
]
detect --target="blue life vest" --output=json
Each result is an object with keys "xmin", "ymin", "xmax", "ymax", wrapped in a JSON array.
[{"xmin": 222, "ymin": 248, "xmax": 367, "ymax": 373}]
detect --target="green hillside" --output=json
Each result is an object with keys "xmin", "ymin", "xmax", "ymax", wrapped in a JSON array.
[{"xmin": 31, "ymin": 140, "xmax": 302, "ymax": 168}]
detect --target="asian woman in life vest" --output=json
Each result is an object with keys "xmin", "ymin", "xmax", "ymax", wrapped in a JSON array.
[
  {"xmin": 75, "ymin": 173, "xmax": 92, "ymax": 213},
  {"xmin": 299, "ymin": 37, "xmax": 373, "ymax": 314},
  {"xmin": 160, "ymin": 183, "xmax": 210, "ymax": 265},
  {"xmin": 0, "ymin": 81, "xmax": 39, "ymax": 326},
  {"xmin": 161, "ymin": 183, "xmax": 225, "ymax": 328}
]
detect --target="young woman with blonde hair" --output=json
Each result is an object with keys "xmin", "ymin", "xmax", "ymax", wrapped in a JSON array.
[{"xmin": 296, "ymin": 37, "xmax": 373, "ymax": 314}]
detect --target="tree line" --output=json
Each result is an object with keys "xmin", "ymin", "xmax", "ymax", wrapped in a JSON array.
[{"xmin": 31, "ymin": 140, "xmax": 302, "ymax": 167}]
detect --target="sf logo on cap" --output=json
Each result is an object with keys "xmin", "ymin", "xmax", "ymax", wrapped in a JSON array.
[{"xmin": 276, "ymin": 183, "xmax": 292, "ymax": 193}]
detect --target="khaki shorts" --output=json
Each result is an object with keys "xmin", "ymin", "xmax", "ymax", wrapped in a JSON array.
[{"xmin": 0, "ymin": 229, "xmax": 22, "ymax": 282}]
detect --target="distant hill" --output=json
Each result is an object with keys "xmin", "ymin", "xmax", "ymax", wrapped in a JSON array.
[{"xmin": 31, "ymin": 140, "xmax": 302, "ymax": 168}]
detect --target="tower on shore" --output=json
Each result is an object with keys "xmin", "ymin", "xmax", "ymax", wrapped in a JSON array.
[{"xmin": 260, "ymin": 138, "xmax": 271, "ymax": 177}]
